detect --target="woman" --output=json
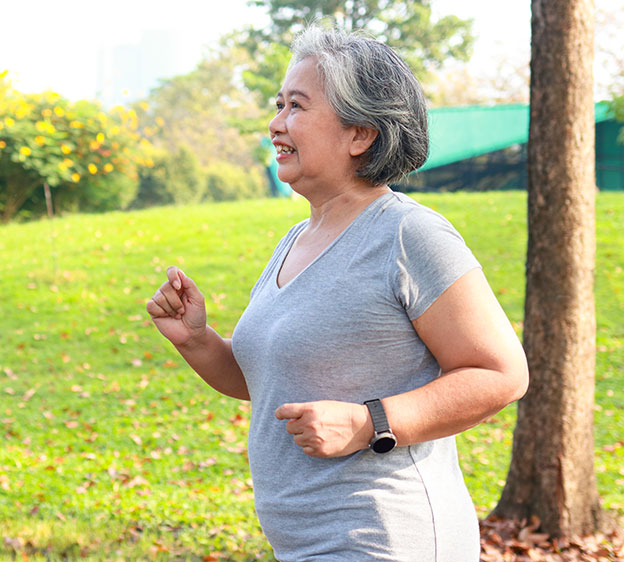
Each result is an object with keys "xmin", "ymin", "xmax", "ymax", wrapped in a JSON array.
[{"xmin": 147, "ymin": 27, "xmax": 529, "ymax": 562}]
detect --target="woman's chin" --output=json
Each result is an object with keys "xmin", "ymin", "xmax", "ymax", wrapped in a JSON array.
[{"xmin": 277, "ymin": 171, "xmax": 299, "ymax": 186}]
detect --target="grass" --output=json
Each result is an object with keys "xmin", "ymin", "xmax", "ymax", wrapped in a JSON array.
[{"xmin": 0, "ymin": 191, "xmax": 622, "ymax": 561}]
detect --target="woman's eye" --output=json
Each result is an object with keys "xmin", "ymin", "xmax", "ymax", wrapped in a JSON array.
[{"xmin": 275, "ymin": 100, "xmax": 300, "ymax": 113}]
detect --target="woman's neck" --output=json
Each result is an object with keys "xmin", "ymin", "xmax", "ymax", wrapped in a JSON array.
[{"xmin": 306, "ymin": 181, "xmax": 391, "ymax": 233}]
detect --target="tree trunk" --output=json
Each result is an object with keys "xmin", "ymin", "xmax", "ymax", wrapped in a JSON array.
[
  {"xmin": 1, "ymin": 177, "xmax": 40, "ymax": 223},
  {"xmin": 492, "ymin": 0, "xmax": 603, "ymax": 537}
]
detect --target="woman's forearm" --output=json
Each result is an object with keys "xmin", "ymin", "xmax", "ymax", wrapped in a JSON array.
[
  {"xmin": 380, "ymin": 363, "xmax": 528, "ymax": 447},
  {"xmin": 274, "ymin": 363, "xmax": 527, "ymax": 458},
  {"xmin": 174, "ymin": 326, "xmax": 250, "ymax": 401}
]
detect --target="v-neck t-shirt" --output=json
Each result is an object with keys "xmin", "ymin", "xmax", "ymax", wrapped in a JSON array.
[{"xmin": 231, "ymin": 191, "xmax": 482, "ymax": 561}]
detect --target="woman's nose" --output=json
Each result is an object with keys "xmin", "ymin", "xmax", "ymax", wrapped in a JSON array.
[{"xmin": 269, "ymin": 109, "xmax": 286, "ymax": 137}]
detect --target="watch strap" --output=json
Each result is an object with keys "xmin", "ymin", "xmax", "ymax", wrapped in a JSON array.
[{"xmin": 364, "ymin": 399, "xmax": 391, "ymax": 434}]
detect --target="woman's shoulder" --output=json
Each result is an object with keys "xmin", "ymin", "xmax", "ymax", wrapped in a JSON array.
[
  {"xmin": 382, "ymin": 192, "xmax": 480, "ymax": 319},
  {"xmin": 378, "ymin": 191, "xmax": 476, "ymax": 271},
  {"xmin": 377, "ymin": 191, "xmax": 459, "ymax": 237}
]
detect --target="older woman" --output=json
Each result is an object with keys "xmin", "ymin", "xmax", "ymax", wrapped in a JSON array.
[{"xmin": 147, "ymin": 27, "xmax": 528, "ymax": 562}]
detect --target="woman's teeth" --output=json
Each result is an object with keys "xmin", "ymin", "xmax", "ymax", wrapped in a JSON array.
[{"xmin": 276, "ymin": 145, "xmax": 296, "ymax": 154}]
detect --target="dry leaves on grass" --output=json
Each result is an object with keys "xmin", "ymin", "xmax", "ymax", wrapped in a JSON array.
[{"xmin": 480, "ymin": 516, "xmax": 624, "ymax": 561}]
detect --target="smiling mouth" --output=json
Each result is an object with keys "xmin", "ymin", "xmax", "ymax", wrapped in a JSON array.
[{"xmin": 276, "ymin": 145, "xmax": 296, "ymax": 154}]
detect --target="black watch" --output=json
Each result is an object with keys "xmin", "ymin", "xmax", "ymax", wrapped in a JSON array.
[{"xmin": 364, "ymin": 399, "xmax": 397, "ymax": 454}]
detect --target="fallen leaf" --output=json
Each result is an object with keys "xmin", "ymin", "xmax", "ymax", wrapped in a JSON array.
[
  {"xmin": 3, "ymin": 536, "xmax": 25, "ymax": 551},
  {"xmin": 480, "ymin": 515, "xmax": 624, "ymax": 561},
  {"xmin": 105, "ymin": 381, "xmax": 121, "ymax": 393},
  {"xmin": 229, "ymin": 413, "xmax": 246, "ymax": 426},
  {"xmin": 130, "ymin": 434, "xmax": 142, "ymax": 446},
  {"xmin": 125, "ymin": 476, "xmax": 149, "ymax": 488}
]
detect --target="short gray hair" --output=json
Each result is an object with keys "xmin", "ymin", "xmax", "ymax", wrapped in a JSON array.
[{"xmin": 289, "ymin": 26, "xmax": 429, "ymax": 186}]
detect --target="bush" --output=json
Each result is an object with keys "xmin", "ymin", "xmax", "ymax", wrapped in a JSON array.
[
  {"xmin": 132, "ymin": 149, "xmax": 269, "ymax": 209},
  {"xmin": 133, "ymin": 146, "xmax": 204, "ymax": 208},
  {"xmin": 167, "ymin": 145, "xmax": 206, "ymax": 204},
  {"xmin": 204, "ymin": 161, "xmax": 267, "ymax": 201},
  {"xmin": 133, "ymin": 151, "xmax": 173, "ymax": 208},
  {"xmin": 0, "ymin": 83, "xmax": 150, "ymax": 222}
]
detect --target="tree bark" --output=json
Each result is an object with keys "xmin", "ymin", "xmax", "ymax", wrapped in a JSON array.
[
  {"xmin": 492, "ymin": 0, "xmax": 603, "ymax": 537},
  {"xmin": 1, "ymin": 176, "xmax": 40, "ymax": 223}
]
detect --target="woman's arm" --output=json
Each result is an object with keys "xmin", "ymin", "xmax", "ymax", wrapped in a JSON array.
[
  {"xmin": 380, "ymin": 267, "xmax": 528, "ymax": 445},
  {"xmin": 276, "ymin": 268, "xmax": 528, "ymax": 456},
  {"xmin": 146, "ymin": 266, "xmax": 249, "ymax": 401}
]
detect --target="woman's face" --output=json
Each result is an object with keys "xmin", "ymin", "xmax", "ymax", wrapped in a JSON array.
[{"xmin": 269, "ymin": 57, "xmax": 360, "ymax": 194}]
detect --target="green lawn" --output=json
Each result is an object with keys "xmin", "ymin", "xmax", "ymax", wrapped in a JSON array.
[{"xmin": 0, "ymin": 191, "xmax": 622, "ymax": 561}]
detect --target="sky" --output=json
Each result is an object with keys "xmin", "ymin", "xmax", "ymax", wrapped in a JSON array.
[
  {"xmin": 432, "ymin": 0, "xmax": 531, "ymax": 70},
  {"xmin": 1, "ymin": 0, "xmax": 269, "ymax": 100},
  {"xmin": 0, "ymin": 0, "xmax": 620, "ymax": 102}
]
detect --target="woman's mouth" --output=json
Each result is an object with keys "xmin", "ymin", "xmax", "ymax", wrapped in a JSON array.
[{"xmin": 276, "ymin": 144, "xmax": 296, "ymax": 154}]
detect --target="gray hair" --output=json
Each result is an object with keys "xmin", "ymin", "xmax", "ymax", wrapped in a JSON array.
[{"xmin": 289, "ymin": 26, "xmax": 429, "ymax": 186}]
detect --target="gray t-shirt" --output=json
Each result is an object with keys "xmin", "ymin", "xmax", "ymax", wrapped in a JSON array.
[{"xmin": 232, "ymin": 192, "xmax": 481, "ymax": 561}]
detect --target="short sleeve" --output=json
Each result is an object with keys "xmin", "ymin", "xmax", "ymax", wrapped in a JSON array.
[{"xmin": 390, "ymin": 206, "xmax": 481, "ymax": 321}]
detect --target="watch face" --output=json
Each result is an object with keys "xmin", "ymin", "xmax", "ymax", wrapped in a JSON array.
[{"xmin": 372, "ymin": 435, "xmax": 397, "ymax": 454}]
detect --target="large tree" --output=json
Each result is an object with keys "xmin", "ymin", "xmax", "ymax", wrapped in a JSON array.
[
  {"xmin": 246, "ymin": 0, "xmax": 474, "ymax": 80},
  {"xmin": 492, "ymin": 0, "xmax": 604, "ymax": 537}
]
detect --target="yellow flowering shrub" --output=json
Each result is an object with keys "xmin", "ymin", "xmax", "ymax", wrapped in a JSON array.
[{"xmin": 0, "ymin": 77, "xmax": 153, "ymax": 221}]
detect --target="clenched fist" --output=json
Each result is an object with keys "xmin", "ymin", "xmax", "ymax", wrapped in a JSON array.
[
  {"xmin": 275, "ymin": 400, "xmax": 373, "ymax": 458},
  {"xmin": 146, "ymin": 266, "xmax": 207, "ymax": 347}
]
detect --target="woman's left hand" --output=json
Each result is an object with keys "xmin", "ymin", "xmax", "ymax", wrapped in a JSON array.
[{"xmin": 275, "ymin": 401, "xmax": 373, "ymax": 457}]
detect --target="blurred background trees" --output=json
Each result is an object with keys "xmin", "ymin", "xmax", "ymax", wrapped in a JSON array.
[
  {"xmin": 238, "ymin": 0, "xmax": 476, "ymax": 120},
  {"xmin": 1, "ymin": 0, "xmax": 623, "ymax": 221},
  {"xmin": 0, "ymin": 0, "xmax": 477, "ymax": 220},
  {"xmin": 131, "ymin": 44, "xmax": 268, "ymax": 209},
  {"xmin": 246, "ymin": 0, "xmax": 474, "ymax": 79}
]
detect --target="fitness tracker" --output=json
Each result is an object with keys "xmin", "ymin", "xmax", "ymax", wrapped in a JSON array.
[{"xmin": 364, "ymin": 399, "xmax": 397, "ymax": 454}]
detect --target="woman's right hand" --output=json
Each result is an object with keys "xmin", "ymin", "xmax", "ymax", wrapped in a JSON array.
[{"xmin": 146, "ymin": 266, "xmax": 207, "ymax": 347}]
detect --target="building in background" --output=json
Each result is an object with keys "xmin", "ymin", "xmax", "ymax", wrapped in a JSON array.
[{"xmin": 96, "ymin": 29, "xmax": 190, "ymax": 107}]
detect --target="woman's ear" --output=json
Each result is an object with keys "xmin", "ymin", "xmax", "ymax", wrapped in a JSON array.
[{"xmin": 349, "ymin": 126, "xmax": 379, "ymax": 157}]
